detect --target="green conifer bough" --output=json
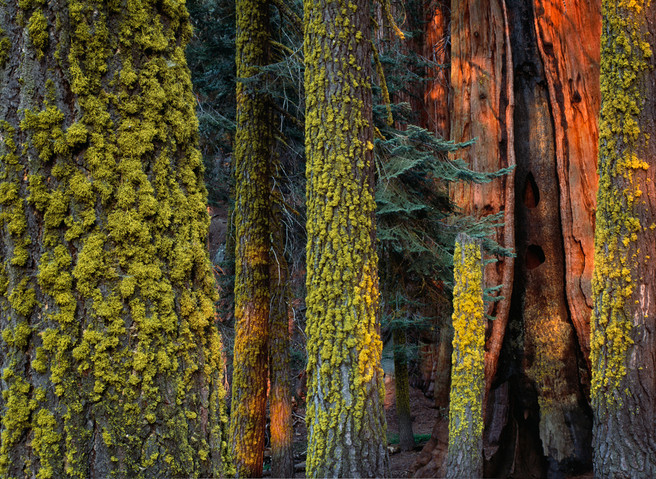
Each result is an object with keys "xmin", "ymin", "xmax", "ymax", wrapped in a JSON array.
[
  {"xmin": 304, "ymin": 0, "xmax": 389, "ymax": 474},
  {"xmin": 0, "ymin": 1, "xmax": 230, "ymax": 476}
]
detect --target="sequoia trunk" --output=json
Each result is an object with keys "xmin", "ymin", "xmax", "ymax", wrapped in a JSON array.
[{"xmin": 416, "ymin": 1, "xmax": 600, "ymax": 476}]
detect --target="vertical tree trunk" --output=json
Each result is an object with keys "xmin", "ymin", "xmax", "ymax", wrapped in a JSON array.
[
  {"xmin": 230, "ymin": 0, "xmax": 272, "ymax": 474},
  {"xmin": 532, "ymin": 0, "xmax": 600, "ymax": 367},
  {"xmin": 304, "ymin": 0, "xmax": 389, "ymax": 473},
  {"xmin": 505, "ymin": 1, "xmax": 594, "ymax": 475},
  {"xmin": 0, "ymin": 1, "xmax": 230, "ymax": 477},
  {"xmin": 591, "ymin": 1, "xmax": 656, "ymax": 476},
  {"xmin": 393, "ymin": 327, "xmax": 415, "ymax": 451},
  {"xmin": 421, "ymin": 0, "xmax": 453, "ymax": 413},
  {"xmin": 450, "ymin": 0, "xmax": 516, "ymax": 400},
  {"xmin": 423, "ymin": 0, "xmax": 451, "ymax": 140},
  {"xmin": 416, "ymin": 1, "xmax": 601, "ymax": 477},
  {"xmin": 445, "ymin": 234, "xmax": 485, "ymax": 479},
  {"xmin": 269, "ymin": 195, "xmax": 294, "ymax": 478}
]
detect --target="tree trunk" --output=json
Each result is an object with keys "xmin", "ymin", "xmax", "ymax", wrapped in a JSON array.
[
  {"xmin": 445, "ymin": 234, "xmax": 485, "ymax": 479},
  {"xmin": 591, "ymin": 1, "xmax": 656, "ymax": 476},
  {"xmin": 269, "ymin": 194, "xmax": 294, "ymax": 478},
  {"xmin": 393, "ymin": 328, "xmax": 415, "ymax": 451},
  {"xmin": 417, "ymin": 1, "xmax": 601, "ymax": 477},
  {"xmin": 303, "ymin": 0, "xmax": 389, "ymax": 473},
  {"xmin": 450, "ymin": 0, "xmax": 516, "ymax": 401},
  {"xmin": 423, "ymin": 0, "xmax": 451, "ymax": 140},
  {"xmin": 532, "ymin": 0, "xmax": 600, "ymax": 369},
  {"xmin": 229, "ymin": 0, "xmax": 272, "ymax": 474},
  {"xmin": 504, "ymin": 1, "xmax": 594, "ymax": 475},
  {"xmin": 0, "ymin": 1, "xmax": 231, "ymax": 477}
]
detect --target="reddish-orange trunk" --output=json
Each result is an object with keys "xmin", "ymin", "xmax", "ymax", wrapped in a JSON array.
[{"xmin": 415, "ymin": 1, "xmax": 600, "ymax": 477}]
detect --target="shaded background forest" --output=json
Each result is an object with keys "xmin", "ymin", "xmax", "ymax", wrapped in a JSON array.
[{"xmin": 187, "ymin": 0, "xmax": 599, "ymax": 477}]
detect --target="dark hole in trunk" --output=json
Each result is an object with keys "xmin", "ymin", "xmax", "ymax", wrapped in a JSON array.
[
  {"xmin": 523, "ymin": 172, "xmax": 540, "ymax": 208},
  {"xmin": 526, "ymin": 244, "xmax": 545, "ymax": 269}
]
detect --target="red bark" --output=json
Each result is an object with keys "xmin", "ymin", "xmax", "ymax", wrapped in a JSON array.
[
  {"xmin": 449, "ymin": 0, "xmax": 516, "ymax": 400},
  {"xmin": 533, "ymin": 0, "xmax": 600, "ymax": 366},
  {"xmin": 423, "ymin": 0, "xmax": 451, "ymax": 139}
]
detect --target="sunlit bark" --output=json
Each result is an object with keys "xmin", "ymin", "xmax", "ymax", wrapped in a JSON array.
[{"xmin": 229, "ymin": 0, "xmax": 272, "ymax": 474}]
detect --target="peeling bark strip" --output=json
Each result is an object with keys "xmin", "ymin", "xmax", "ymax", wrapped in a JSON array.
[
  {"xmin": 449, "ymin": 0, "xmax": 516, "ymax": 399},
  {"xmin": 592, "ymin": 0, "xmax": 656, "ymax": 476},
  {"xmin": 0, "ymin": 1, "xmax": 230, "ymax": 477},
  {"xmin": 303, "ymin": 0, "xmax": 389, "ymax": 474},
  {"xmin": 533, "ymin": 0, "xmax": 600, "ymax": 365},
  {"xmin": 230, "ymin": 0, "xmax": 272, "ymax": 474}
]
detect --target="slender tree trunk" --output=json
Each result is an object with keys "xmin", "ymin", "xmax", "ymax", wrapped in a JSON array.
[
  {"xmin": 445, "ymin": 234, "xmax": 485, "ymax": 479},
  {"xmin": 303, "ymin": 0, "xmax": 389, "ymax": 472},
  {"xmin": 591, "ymin": 1, "xmax": 656, "ymax": 476},
  {"xmin": 229, "ymin": 0, "xmax": 272, "ymax": 475},
  {"xmin": 268, "ymin": 194, "xmax": 294, "ymax": 478},
  {"xmin": 0, "ymin": 1, "xmax": 230, "ymax": 476},
  {"xmin": 393, "ymin": 328, "xmax": 415, "ymax": 451}
]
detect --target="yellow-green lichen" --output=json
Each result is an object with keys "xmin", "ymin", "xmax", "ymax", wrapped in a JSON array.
[
  {"xmin": 591, "ymin": 0, "xmax": 652, "ymax": 410},
  {"xmin": 304, "ymin": 0, "xmax": 387, "ymax": 474},
  {"xmin": 446, "ymin": 235, "xmax": 484, "ymax": 476},
  {"xmin": 0, "ymin": 29, "xmax": 10, "ymax": 67},
  {"xmin": 27, "ymin": 11, "xmax": 47, "ymax": 55},
  {"xmin": 229, "ymin": 0, "xmax": 272, "ymax": 474},
  {"xmin": 1, "ymin": 0, "xmax": 231, "ymax": 476}
]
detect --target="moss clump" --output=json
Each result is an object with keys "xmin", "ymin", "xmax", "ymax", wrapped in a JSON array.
[
  {"xmin": 0, "ymin": 30, "xmax": 10, "ymax": 67},
  {"xmin": 27, "ymin": 10, "xmax": 48, "ymax": 56}
]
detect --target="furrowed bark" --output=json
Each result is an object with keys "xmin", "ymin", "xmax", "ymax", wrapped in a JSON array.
[
  {"xmin": 450, "ymin": 0, "xmax": 516, "ymax": 400},
  {"xmin": 591, "ymin": 1, "xmax": 656, "ymax": 476},
  {"xmin": 0, "ymin": 1, "xmax": 231, "ymax": 476},
  {"xmin": 304, "ymin": 0, "xmax": 389, "ymax": 473}
]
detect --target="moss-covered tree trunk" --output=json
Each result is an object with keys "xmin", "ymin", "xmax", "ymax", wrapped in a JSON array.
[
  {"xmin": 229, "ymin": 0, "xmax": 272, "ymax": 474},
  {"xmin": 0, "ymin": 1, "xmax": 231, "ymax": 477},
  {"xmin": 303, "ymin": 0, "xmax": 389, "ymax": 473},
  {"xmin": 445, "ymin": 234, "xmax": 485, "ymax": 479},
  {"xmin": 591, "ymin": 1, "xmax": 656, "ymax": 476}
]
